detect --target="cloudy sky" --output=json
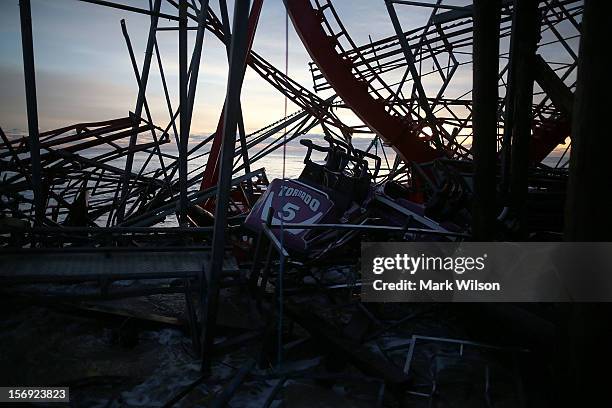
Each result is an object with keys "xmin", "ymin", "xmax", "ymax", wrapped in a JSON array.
[{"xmin": 0, "ymin": 0, "xmax": 438, "ymax": 136}]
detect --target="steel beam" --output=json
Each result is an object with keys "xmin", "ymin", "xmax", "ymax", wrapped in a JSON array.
[
  {"xmin": 390, "ymin": 1, "xmax": 472, "ymax": 11},
  {"xmin": 533, "ymin": 54, "xmax": 573, "ymax": 117},
  {"xmin": 472, "ymin": 0, "xmax": 501, "ymax": 240},
  {"xmin": 562, "ymin": 6, "xmax": 612, "ymax": 404},
  {"xmin": 219, "ymin": 0, "xmax": 251, "ymax": 178},
  {"xmin": 200, "ymin": 0, "xmax": 264, "ymax": 190},
  {"xmin": 385, "ymin": 0, "xmax": 446, "ymax": 149},
  {"xmin": 120, "ymin": 18, "xmax": 171, "ymax": 191},
  {"xmin": 201, "ymin": 0, "xmax": 251, "ymax": 372},
  {"xmin": 509, "ymin": 0, "xmax": 540, "ymax": 237},
  {"xmin": 178, "ymin": 0, "xmax": 189, "ymax": 224},
  {"xmin": 75, "ymin": 0, "xmax": 181, "ymax": 21},
  {"xmin": 565, "ymin": 0, "xmax": 611, "ymax": 241},
  {"xmin": 18, "ymin": 0, "xmax": 43, "ymax": 226},
  {"xmin": 185, "ymin": 0, "xmax": 211, "ymax": 134},
  {"xmin": 117, "ymin": 0, "xmax": 162, "ymax": 222},
  {"xmin": 218, "ymin": 0, "xmax": 251, "ymax": 192}
]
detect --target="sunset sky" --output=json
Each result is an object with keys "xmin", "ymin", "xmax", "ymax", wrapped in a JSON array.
[{"xmin": 0, "ymin": 0, "xmax": 436, "ymax": 135}]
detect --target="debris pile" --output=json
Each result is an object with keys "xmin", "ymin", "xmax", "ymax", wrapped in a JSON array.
[{"xmin": 0, "ymin": 0, "xmax": 586, "ymax": 406}]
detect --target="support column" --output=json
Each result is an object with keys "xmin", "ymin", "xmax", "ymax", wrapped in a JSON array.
[
  {"xmin": 500, "ymin": 2, "xmax": 518, "ymax": 198},
  {"xmin": 564, "ymin": 0, "xmax": 611, "ymax": 240},
  {"xmin": 563, "ymin": 3, "xmax": 611, "ymax": 407},
  {"xmin": 509, "ymin": 0, "xmax": 540, "ymax": 238},
  {"xmin": 201, "ymin": 0, "xmax": 251, "ymax": 372},
  {"xmin": 19, "ymin": 0, "xmax": 43, "ymax": 226},
  {"xmin": 117, "ymin": 0, "xmax": 162, "ymax": 222},
  {"xmin": 472, "ymin": 0, "xmax": 501, "ymax": 240},
  {"xmin": 218, "ymin": 0, "xmax": 252, "ymax": 185},
  {"xmin": 178, "ymin": 0, "xmax": 188, "ymax": 224}
]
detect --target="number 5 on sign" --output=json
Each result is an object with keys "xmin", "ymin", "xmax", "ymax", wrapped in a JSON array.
[{"xmin": 278, "ymin": 203, "xmax": 300, "ymax": 221}]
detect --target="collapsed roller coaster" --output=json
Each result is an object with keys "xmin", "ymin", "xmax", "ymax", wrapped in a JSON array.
[
  {"xmin": 0, "ymin": 0, "xmax": 592, "ymax": 390},
  {"xmin": 1, "ymin": 0, "xmax": 580, "ymax": 230}
]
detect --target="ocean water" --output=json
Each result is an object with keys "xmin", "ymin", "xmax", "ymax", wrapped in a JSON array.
[
  {"xmin": 2, "ymin": 129, "xmax": 567, "ymax": 226},
  {"xmin": 86, "ymin": 133, "xmax": 394, "ymax": 182},
  {"xmin": 3, "ymin": 128, "xmax": 564, "ymax": 182}
]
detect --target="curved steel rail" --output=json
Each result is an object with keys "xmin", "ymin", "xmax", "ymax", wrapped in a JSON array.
[
  {"xmin": 287, "ymin": 0, "xmax": 580, "ymax": 166},
  {"xmin": 284, "ymin": 0, "xmax": 440, "ymax": 164}
]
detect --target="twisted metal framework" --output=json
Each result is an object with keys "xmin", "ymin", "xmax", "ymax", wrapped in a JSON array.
[
  {"xmin": 0, "ymin": 0, "xmax": 590, "ymax": 385},
  {"xmin": 1, "ymin": 0, "xmax": 582, "ymax": 234},
  {"xmin": 303, "ymin": 0, "xmax": 581, "ymax": 168}
]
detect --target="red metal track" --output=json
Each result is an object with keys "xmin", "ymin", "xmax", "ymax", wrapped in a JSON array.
[
  {"xmin": 284, "ymin": 0, "xmax": 439, "ymax": 163},
  {"xmin": 201, "ymin": 0, "xmax": 565, "ymax": 187},
  {"xmin": 286, "ymin": 0, "xmax": 569, "ymax": 166}
]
